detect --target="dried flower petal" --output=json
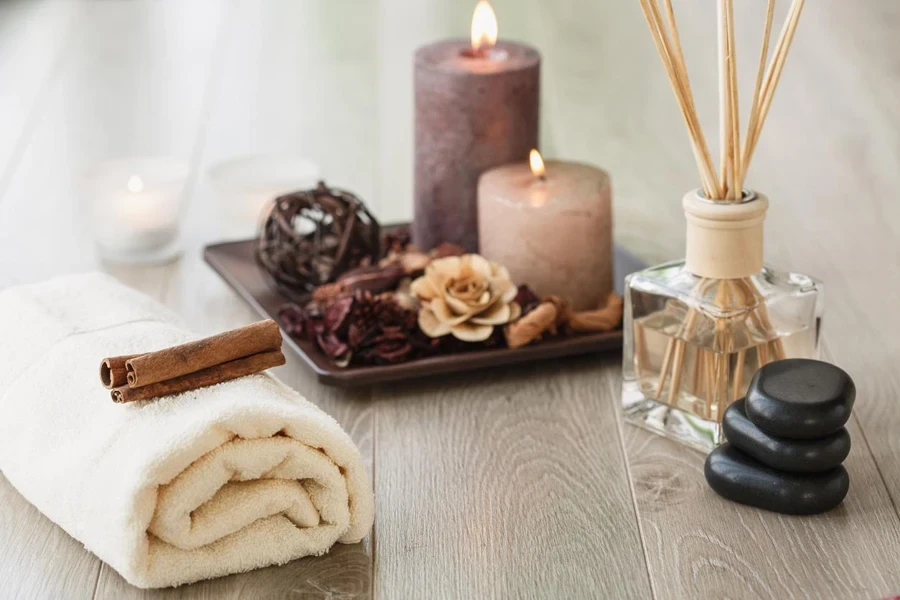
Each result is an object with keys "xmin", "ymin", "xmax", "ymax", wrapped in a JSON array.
[
  {"xmin": 278, "ymin": 303, "xmax": 306, "ymax": 336},
  {"xmin": 418, "ymin": 306, "xmax": 452, "ymax": 337},
  {"xmin": 323, "ymin": 295, "xmax": 354, "ymax": 333},
  {"xmin": 337, "ymin": 263, "xmax": 404, "ymax": 294},
  {"xmin": 312, "ymin": 282, "xmax": 348, "ymax": 307},
  {"xmin": 449, "ymin": 321, "xmax": 495, "ymax": 342},
  {"xmin": 317, "ymin": 332, "xmax": 350, "ymax": 360}
]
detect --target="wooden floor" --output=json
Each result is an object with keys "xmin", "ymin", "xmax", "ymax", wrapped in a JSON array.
[{"xmin": 1, "ymin": 0, "xmax": 900, "ymax": 598}]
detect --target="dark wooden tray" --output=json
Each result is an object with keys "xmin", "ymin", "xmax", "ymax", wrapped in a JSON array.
[{"xmin": 204, "ymin": 238, "xmax": 646, "ymax": 386}]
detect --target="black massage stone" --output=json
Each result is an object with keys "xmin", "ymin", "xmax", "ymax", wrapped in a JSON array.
[
  {"xmin": 723, "ymin": 399, "xmax": 851, "ymax": 473},
  {"xmin": 745, "ymin": 359, "xmax": 855, "ymax": 439},
  {"xmin": 704, "ymin": 444, "xmax": 849, "ymax": 515}
]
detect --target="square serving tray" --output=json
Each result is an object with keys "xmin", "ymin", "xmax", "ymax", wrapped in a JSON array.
[{"xmin": 204, "ymin": 236, "xmax": 646, "ymax": 387}]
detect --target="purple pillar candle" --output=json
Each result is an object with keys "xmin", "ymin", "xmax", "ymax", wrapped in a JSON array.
[{"xmin": 413, "ymin": 28, "xmax": 540, "ymax": 252}]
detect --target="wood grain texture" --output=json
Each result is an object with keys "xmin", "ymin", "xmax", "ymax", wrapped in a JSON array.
[
  {"xmin": 95, "ymin": 538, "xmax": 371, "ymax": 600},
  {"xmin": 624, "ymin": 417, "xmax": 900, "ymax": 599},
  {"xmin": 0, "ymin": 473, "xmax": 100, "ymax": 600},
  {"xmin": 373, "ymin": 355, "xmax": 652, "ymax": 599},
  {"xmin": 2, "ymin": 0, "xmax": 900, "ymax": 598},
  {"xmin": 575, "ymin": 1, "xmax": 900, "ymax": 597}
]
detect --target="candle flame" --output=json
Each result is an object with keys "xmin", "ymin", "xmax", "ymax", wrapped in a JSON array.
[
  {"xmin": 127, "ymin": 175, "xmax": 144, "ymax": 193},
  {"xmin": 471, "ymin": 1, "xmax": 498, "ymax": 52},
  {"xmin": 529, "ymin": 149, "xmax": 545, "ymax": 179}
]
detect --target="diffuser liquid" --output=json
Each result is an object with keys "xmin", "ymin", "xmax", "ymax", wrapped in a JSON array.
[{"xmin": 621, "ymin": 261, "xmax": 823, "ymax": 452}]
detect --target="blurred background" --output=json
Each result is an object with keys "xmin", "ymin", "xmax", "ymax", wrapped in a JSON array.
[{"xmin": 0, "ymin": 0, "xmax": 889, "ymax": 288}]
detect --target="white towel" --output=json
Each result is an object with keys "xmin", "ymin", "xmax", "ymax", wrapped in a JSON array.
[{"xmin": 0, "ymin": 273, "xmax": 374, "ymax": 588}]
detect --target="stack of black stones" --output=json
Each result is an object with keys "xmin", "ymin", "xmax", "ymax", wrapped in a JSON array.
[{"xmin": 705, "ymin": 359, "xmax": 855, "ymax": 515}]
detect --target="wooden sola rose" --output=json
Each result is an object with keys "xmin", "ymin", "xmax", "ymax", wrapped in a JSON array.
[{"xmin": 410, "ymin": 254, "xmax": 521, "ymax": 342}]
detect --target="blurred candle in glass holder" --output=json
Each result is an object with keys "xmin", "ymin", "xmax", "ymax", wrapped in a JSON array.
[
  {"xmin": 207, "ymin": 155, "xmax": 320, "ymax": 236},
  {"xmin": 413, "ymin": 1, "xmax": 540, "ymax": 253},
  {"xmin": 477, "ymin": 150, "xmax": 613, "ymax": 311},
  {"xmin": 82, "ymin": 158, "xmax": 188, "ymax": 265}
]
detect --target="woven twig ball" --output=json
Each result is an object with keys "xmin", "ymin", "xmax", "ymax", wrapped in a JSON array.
[{"xmin": 256, "ymin": 181, "xmax": 380, "ymax": 300}]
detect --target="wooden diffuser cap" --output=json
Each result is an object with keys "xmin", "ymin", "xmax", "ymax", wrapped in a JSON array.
[{"xmin": 683, "ymin": 189, "xmax": 769, "ymax": 279}]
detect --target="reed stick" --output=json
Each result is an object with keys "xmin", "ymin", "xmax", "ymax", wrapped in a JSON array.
[
  {"xmin": 725, "ymin": 0, "xmax": 741, "ymax": 199},
  {"xmin": 717, "ymin": 0, "xmax": 730, "ymax": 194},
  {"xmin": 740, "ymin": 0, "xmax": 776, "ymax": 189},
  {"xmin": 635, "ymin": 0, "xmax": 806, "ymax": 420},
  {"xmin": 639, "ymin": 0, "xmax": 719, "ymax": 197},
  {"xmin": 744, "ymin": 0, "xmax": 806, "ymax": 170},
  {"xmin": 733, "ymin": 348, "xmax": 747, "ymax": 399}
]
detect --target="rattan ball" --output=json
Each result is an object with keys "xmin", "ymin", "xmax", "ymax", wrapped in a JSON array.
[{"xmin": 256, "ymin": 181, "xmax": 380, "ymax": 299}]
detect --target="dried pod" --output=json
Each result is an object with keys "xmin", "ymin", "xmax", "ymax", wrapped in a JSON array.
[
  {"xmin": 505, "ymin": 302, "xmax": 559, "ymax": 349},
  {"xmin": 338, "ymin": 263, "xmax": 405, "ymax": 294},
  {"xmin": 544, "ymin": 295, "xmax": 573, "ymax": 327},
  {"xmin": 567, "ymin": 293, "xmax": 624, "ymax": 333},
  {"xmin": 312, "ymin": 282, "xmax": 349, "ymax": 308},
  {"xmin": 399, "ymin": 251, "xmax": 431, "ymax": 275}
]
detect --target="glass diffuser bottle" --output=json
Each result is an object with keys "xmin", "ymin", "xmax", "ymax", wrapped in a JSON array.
[
  {"xmin": 626, "ymin": 0, "xmax": 821, "ymax": 451},
  {"xmin": 621, "ymin": 190, "xmax": 823, "ymax": 451}
]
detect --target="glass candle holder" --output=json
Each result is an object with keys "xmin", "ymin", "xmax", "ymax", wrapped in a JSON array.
[
  {"xmin": 83, "ymin": 158, "xmax": 188, "ymax": 265},
  {"xmin": 621, "ymin": 190, "xmax": 824, "ymax": 452},
  {"xmin": 207, "ymin": 155, "xmax": 319, "ymax": 236}
]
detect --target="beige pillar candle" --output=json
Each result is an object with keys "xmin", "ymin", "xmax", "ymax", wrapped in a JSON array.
[{"xmin": 477, "ymin": 151, "xmax": 613, "ymax": 311}]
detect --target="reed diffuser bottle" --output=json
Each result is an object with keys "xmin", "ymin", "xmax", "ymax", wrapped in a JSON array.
[{"xmin": 622, "ymin": 0, "xmax": 822, "ymax": 451}]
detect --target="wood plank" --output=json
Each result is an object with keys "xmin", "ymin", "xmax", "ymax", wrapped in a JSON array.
[
  {"xmin": 532, "ymin": 0, "xmax": 900, "ymax": 597},
  {"xmin": 746, "ymin": 4, "xmax": 900, "ymax": 586},
  {"xmin": 0, "ymin": 472, "xmax": 100, "ymax": 600},
  {"xmin": 95, "ymin": 540, "xmax": 371, "ymax": 600},
  {"xmin": 624, "ymin": 416, "xmax": 900, "ymax": 598},
  {"xmin": 373, "ymin": 355, "xmax": 652, "ymax": 598},
  {"xmin": 3, "ymin": 0, "xmax": 900, "ymax": 597}
]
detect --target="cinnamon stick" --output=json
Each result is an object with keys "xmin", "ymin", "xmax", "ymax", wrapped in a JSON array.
[
  {"xmin": 100, "ymin": 355, "xmax": 140, "ymax": 389},
  {"xmin": 111, "ymin": 350, "xmax": 285, "ymax": 404},
  {"xmin": 125, "ymin": 320, "xmax": 282, "ymax": 387}
]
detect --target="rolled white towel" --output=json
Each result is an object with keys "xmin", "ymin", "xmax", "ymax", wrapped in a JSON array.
[{"xmin": 0, "ymin": 273, "xmax": 374, "ymax": 588}]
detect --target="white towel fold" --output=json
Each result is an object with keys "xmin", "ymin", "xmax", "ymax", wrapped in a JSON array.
[{"xmin": 0, "ymin": 273, "xmax": 374, "ymax": 588}]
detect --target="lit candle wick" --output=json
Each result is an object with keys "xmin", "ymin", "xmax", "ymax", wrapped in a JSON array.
[
  {"xmin": 471, "ymin": 1, "xmax": 498, "ymax": 55},
  {"xmin": 529, "ymin": 149, "xmax": 546, "ymax": 182}
]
